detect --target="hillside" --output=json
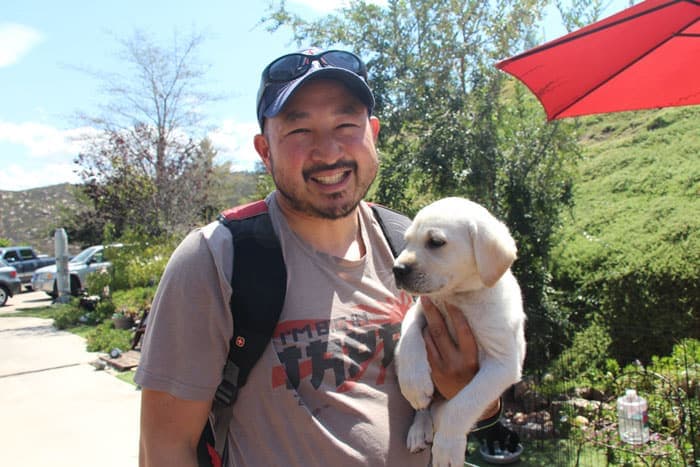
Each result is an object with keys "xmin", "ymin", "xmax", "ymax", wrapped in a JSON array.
[
  {"xmin": 0, "ymin": 183, "xmax": 80, "ymax": 255},
  {"xmin": 555, "ymin": 105, "xmax": 699, "ymax": 275},
  {"xmin": 552, "ymin": 105, "xmax": 700, "ymax": 360},
  {"xmin": 0, "ymin": 171, "xmax": 261, "ymax": 255}
]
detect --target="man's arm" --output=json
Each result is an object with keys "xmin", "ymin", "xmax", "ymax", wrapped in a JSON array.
[{"xmin": 139, "ymin": 389, "xmax": 212, "ymax": 467}]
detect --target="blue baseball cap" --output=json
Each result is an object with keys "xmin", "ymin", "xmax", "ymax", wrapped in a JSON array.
[{"xmin": 256, "ymin": 48, "xmax": 375, "ymax": 130}]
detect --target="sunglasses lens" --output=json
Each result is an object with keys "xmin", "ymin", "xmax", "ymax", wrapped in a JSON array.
[
  {"xmin": 322, "ymin": 51, "xmax": 363, "ymax": 74},
  {"xmin": 268, "ymin": 55, "xmax": 309, "ymax": 81}
]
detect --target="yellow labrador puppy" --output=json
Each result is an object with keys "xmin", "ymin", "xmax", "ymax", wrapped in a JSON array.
[{"xmin": 393, "ymin": 197, "xmax": 526, "ymax": 467}]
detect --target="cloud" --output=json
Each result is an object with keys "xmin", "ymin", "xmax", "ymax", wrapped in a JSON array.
[
  {"xmin": 208, "ymin": 119, "xmax": 261, "ymax": 172},
  {"xmin": 0, "ymin": 23, "xmax": 43, "ymax": 68},
  {"xmin": 0, "ymin": 121, "xmax": 94, "ymax": 158},
  {"xmin": 0, "ymin": 121, "xmax": 95, "ymax": 190},
  {"xmin": 0, "ymin": 160, "xmax": 80, "ymax": 191}
]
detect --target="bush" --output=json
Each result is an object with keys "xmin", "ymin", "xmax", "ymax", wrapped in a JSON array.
[
  {"xmin": 111, "ymin": 286, "xmax": 156, "ymax": 312},
  {"xmin": 52, "ymin": 297, "xmax": 116, "ymax": 328},
  {"xmin": 105, "ymin": 232, "xmax": 176, "ymax": 291},
  {"xmin": 85, "ymin": 321, "xmax": 133, "ymax": 353},
  {"xmin": 52, "ymin": 301, "xmax": 85, "ymax": 330},
  {"xmin": 547, "ymin": 320, "xmax": 618, "ymax": 389}
]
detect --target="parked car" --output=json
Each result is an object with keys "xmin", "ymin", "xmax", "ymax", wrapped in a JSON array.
[
  {"xmin": 31, "ymin": 244, "xmax": 120, "ymax": 298},
  {"xmin": 0, "ymin": 246, "xmax": 56, "ymax": 287},
  {"xmin": 0, "ymin": 258, "xmax": 22, "ymax": 306}
]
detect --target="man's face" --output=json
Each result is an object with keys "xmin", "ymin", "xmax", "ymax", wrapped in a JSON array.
[{"xmin": 255, "ymin": 79, "xmax": 380, "ymax": 220}]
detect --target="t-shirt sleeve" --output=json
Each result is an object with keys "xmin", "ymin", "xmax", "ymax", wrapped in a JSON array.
[{"xmin": 134, "ymin": 224, "xmax": 234, "ymax": 401}]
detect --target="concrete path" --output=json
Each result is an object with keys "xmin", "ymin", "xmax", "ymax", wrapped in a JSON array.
[{"xmin": 0, "ymin": 291, "xmax": 140, "ymax": 466}]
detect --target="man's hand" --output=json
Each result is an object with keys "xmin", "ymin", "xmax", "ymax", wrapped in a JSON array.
[{"xmin": 420, "ymin": 297, "xmax": 479, "ymax": 399}]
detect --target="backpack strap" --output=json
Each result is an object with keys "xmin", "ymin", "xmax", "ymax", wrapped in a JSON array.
[
  {"xmin": 369, "ymin": 203, "xmax": 411, "ymax": 257},
  {"xmin": 198, "ymin": 200, "xmax": 287, "ymax": 467},
  {"xmin": 198, "ymin": 200, "xmax": 410, "ymax": 466}
]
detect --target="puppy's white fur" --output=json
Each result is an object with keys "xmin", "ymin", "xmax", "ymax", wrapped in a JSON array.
[{"xmin": 393, "ymin": 197, "xmax": 526, "ymax": 467}]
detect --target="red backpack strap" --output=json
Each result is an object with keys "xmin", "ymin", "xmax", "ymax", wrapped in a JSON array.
[{"xmin": 218, "ymin": 199, "xmax": 269, "ymax": 221}]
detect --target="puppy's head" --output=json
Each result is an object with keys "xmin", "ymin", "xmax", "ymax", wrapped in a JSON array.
[{"xmin": 392, "ymin": 197, "xmax": 516, "ymax": 296}]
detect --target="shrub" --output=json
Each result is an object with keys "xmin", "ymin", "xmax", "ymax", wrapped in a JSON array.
[
  {"xmin": 52, "ymin": 302, "xmax": 85, "ymax": 329},
  {"xmin": 85, "ymin": 321, "xmax": 133, "ymax": 353},
  {"xmin": 542, "ymin": 320, "xmax": 620, "ymax": 396},
  {"xmin": 111, "ymin": 286, "xmax": 156, "ymax": 312},
  {"xmin": 105, "ymin": 232, "xmax": 177, "ymax": 291}
]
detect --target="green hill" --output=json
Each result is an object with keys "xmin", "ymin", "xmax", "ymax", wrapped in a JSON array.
[{"xmin": 552, "ymin": 106, "xmax": 700, "ymax": 361}]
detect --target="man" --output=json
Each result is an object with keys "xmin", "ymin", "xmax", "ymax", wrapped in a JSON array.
[{"xmin": 136, "ymin": 48, "xmax": 497, "ymax": 466}]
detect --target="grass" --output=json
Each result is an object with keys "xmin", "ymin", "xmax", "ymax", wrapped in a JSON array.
[
  {"xmin": 554, "ymin": 106, "xmax": 700, "ymax": 281},
  {"xmin": 115, "ymin": 370, "xmax": 138, "ymax": 387},
  {"xmin": 0, "ymin": 306, "xmax": 55, "ymax": 319}
]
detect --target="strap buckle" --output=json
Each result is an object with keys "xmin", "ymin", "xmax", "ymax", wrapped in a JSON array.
[{"xmin": 214, "ymin": 359, "xmax": 240, "ymax": 406}]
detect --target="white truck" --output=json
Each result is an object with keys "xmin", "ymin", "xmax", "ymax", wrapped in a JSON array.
[{"xmin": 31, "ymin": 244, "xmax": 117, "ymax": 297}]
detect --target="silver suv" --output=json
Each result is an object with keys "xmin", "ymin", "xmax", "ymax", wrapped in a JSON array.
[{"xmin": 0, "ymin": 258, "xmax": 22, "ymax": 306}]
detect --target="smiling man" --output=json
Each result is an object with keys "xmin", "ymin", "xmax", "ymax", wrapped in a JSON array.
[{"xmin": 135, "ymin": 48, "xmax": 488, "ymax": 467}]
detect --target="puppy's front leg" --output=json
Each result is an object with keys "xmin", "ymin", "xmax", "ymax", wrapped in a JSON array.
[
  {"xmin": 395, "ymin": 302, "xmax": 434, "ymax": 410},
  {"xmin": 431, "ymin": 358, "xmax": 518, "ymax": 467}
]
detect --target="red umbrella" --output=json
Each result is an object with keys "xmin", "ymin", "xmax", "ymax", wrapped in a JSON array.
[{"xmin": 496, "ymin": 0, "xmax": 700, "ymax": 120}]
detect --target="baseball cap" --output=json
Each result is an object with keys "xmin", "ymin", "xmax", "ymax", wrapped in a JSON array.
[{"xmin": 256, "ymin": 48, "xmax": 375, "ymax": 130}]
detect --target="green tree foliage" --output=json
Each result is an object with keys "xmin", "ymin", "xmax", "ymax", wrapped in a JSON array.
[
  {"xmin": 262, "ymin": 0, "xmax": 580, "ymax": 368},
  {"xmin": 73, "ymin": 124, "xmax": 212, "ymax": 239},
  {"xmin": 68, "ymin": 30, "xmax": 220, "ymax": 242}
]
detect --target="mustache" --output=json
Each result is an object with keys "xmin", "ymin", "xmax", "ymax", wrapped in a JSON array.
[{"xmin": 303, "ymin": 160, "xmax": 357, "ymax": 181}]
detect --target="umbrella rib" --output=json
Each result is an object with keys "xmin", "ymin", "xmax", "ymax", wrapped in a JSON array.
[
  {"xmin": 551, "ymin": 15, "xmax": 700, "ymax": 119},
  {"xmin": 501, "ymin": 0, "xmax": 686, "ymax": 63}
]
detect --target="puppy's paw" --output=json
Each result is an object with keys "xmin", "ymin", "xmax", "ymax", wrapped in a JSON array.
[
  {"xmin": 406, "ymin": 409, "xmax": 433, "ymax": 453},
  {"xmin": 430, "ymin": 432, "xmax": 467, "ymax": 467}
]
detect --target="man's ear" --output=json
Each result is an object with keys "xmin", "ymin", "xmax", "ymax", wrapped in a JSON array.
[
  {"xmin": 369, "ymin": 116, "xmax": 380, "ymax": 142},
  {"xmin": 253, "ymin": 134, "xmax": 272, "ymax": 173}
]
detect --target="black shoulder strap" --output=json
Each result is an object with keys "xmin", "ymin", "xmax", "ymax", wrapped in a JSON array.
[
  {"xmin": 198, "ymin": 200, "xmax": 287, "ymax": 466},
  {"xmin": 370, "ymin": 203, "xmax": 411, "ymax": 258},
  {"xmin": 198, "ymin": 201, "xmax": 410, "ymax": 466}
]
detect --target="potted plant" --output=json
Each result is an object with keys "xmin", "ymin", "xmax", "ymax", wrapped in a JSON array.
[{"xmin": 112, "ymin": 308, "xmax": 137, "ymax": 330}]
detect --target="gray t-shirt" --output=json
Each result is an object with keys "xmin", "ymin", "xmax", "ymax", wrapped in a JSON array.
[{"xmin": 135, "ymin": 194, "xmax": 429, "ymax": 466}]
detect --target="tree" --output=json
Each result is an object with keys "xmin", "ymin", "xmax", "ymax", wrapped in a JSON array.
[
  {"xmin": 262, "ymin": 0, "xmax": 581, "ymax": 368},
  {"xmin": 71, "ymin": 29, "xmax": 218, "ymax": 238}
]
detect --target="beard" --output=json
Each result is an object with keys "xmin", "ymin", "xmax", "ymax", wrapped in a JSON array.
[{"xmin": 270, "ymin": 157, "xmax": 377, "ymax": 220}]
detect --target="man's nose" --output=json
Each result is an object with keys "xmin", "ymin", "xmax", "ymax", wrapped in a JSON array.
[{"xmin": 311, "ymin": 133, "xmax": 342, "ymax": 160}]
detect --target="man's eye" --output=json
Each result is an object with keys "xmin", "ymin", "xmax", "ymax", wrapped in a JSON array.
[{"xmin": 288, "ymin": 128, "xmax": 310, "ymax": 135}]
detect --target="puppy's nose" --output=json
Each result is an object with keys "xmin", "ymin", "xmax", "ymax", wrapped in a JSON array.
[{"xmin": 392, "ymin": 262, "xmax": 412, "ymax": 280}]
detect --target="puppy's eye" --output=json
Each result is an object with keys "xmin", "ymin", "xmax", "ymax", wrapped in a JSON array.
[{"xmin": 427, "ymin": 236, "xmax": 446, "ymax": 249}]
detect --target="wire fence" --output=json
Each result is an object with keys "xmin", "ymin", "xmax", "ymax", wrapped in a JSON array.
[{"xmin": 484, "ymin": 336, "xmax": 700, "ymax": 466}]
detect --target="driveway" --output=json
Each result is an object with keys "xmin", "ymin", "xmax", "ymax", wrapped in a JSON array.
[{"xmin": 0, "ymin": 291, "xmax": 140, "ymax": 466}]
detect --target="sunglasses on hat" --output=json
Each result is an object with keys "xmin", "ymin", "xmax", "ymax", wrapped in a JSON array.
[{"xmin": 262, "ymin": 50, "xmax": 368, "ymax": 84}]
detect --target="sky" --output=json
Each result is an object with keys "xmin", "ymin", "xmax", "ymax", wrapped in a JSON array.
[{"xmin": 0, "ymin": 0, "xmax": 631, "ymax": 191}]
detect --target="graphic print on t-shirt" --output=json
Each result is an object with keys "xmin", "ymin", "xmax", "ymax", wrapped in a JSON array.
[{"xmin": 271, "ymin": 290, "xmax": 413, "ymax": 393}]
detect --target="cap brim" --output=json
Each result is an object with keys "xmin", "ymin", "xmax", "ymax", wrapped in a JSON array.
[{"xmin": 260, "ymin": 67, "xmax": 374, "ymax": 125}]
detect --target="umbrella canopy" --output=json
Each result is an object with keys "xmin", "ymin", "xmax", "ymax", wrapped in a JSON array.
[{"xmin": 496, "ymin": 0, "xmax": 700, "ymax": 120}]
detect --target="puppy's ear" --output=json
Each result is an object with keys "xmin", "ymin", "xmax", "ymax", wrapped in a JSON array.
[{"xmin": 473, "ymin": 214, "xmax": 517, "ymax": 287}]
